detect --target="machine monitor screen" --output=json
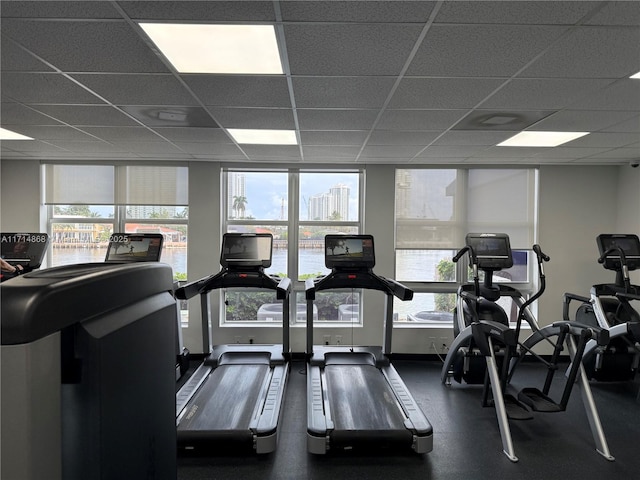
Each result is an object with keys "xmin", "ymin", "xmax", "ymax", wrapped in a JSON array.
[
  {"xmin": 596, "ymin": 234, "xmax": 640, "ymax": 271},
  {"xmin": 466, "ymin": 233, "xmax": 513, "ymax": 270},
  {"xmin": 220, "ymin": 233, "xmax": 272, "ymax": 269},
  {"xmin": 325, "ymin": 234, "xmax": 375, "ymax": 269},
  {"xmin": 105, "ymin": 233, "xmax": 163, "ymax": 263},
  {"xmin": 1, "ymin": 233, "xmax": 49, "ymax": 268}
]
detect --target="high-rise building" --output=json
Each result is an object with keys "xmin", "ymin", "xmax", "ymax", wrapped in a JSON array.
[
  {"xmin": 228, "ymin": 173, "xmax": 246, "ymax": 218},
  {"xmin": 308, "ymin": 183, "xmax": 350, "ymax": 221}
]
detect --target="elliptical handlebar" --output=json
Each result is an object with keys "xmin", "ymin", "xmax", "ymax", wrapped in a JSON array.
[
  {"xmin": 453, "ymin": 246, "xmax": 470, "ymax": 263},
  {"xmin": 598, "ymin": 246, "xmax": 627, "ymax": 265},
  {"xmin": 598, "ymin": 246, "xmax": 631, "ymax": 290},
  {"xmin": 533, "ymin": 244, "xmax": 550, "ymax": 263}
]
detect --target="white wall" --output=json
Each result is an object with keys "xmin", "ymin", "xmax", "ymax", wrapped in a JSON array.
[
  {"xmin": 0, "ymin": 160, "xmax": 44, "ymax": 234},
  {"xmin": 537, "ymin": 166, "xmax": 619, "ymax": 334},
  {"xmin": 616, "ymin": 166, "xmax": 640, "ymax": 284},
  {"xmin": 2, "ymin": 160, "xmax": 634, "ymax": 354}
]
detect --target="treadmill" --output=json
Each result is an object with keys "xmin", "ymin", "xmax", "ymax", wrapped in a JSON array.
[
  {"xmin": 175, "ymin": 233, "xmax": 292, "ymax": 453},
  {"xmin": 104, "ymin": 233, "xmax": 190, "ymax": 379},
  {"xmin": 305, "ymin": 234, "xmax": 433, "ymax": 454}
]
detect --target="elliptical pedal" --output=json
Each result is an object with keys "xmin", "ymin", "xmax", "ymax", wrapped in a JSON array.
[
  {"xmin": 517, "ymin": 387, "xmax": 562, "ymax": 413},
  {"xmin": 503, "ymin": 394, "xmax": 534, "ymax": 420}
]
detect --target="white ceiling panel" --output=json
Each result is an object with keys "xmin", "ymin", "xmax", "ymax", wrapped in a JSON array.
[
  {"xmin": 407, "ymin": 25, "xmax": 569, "ymax": 77},
  {"xmin": 434, "ymin": 1, "xmax": 596, "ymax": 25},
  {"xmin": 284, "ymin": 24, "xmax": 423, "ymax": 76},
  {"xmin": 522, "ymin": 27, "xmax": 640, "ymax": 79},
  {"xmin": 1, "ymin": 1, "xmax": 638, "ymax": 165},
  {"xmin": 480, "ymin": 78, "xmax": 616, "ymax": 110}
]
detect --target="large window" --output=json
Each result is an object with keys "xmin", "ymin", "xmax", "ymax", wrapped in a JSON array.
[
  {"xmin": 394, "ymin": 168, "xmax": 537, "ymax": 326},
  {"xmin": 45, "ymin": 164, "xmax": 188, "ymax": 280},
  {"xmin": 222, "ymin": 169, "xmax": 362, "ymax": 324}
]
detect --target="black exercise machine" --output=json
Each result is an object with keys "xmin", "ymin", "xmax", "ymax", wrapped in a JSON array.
[
  {"xmin": 441, "ymin": 233, "xmax": 613, "ymax": 462},
  {"xmin": 175, "ymin": 233, "xmax": 292, "ymax": 453},
  {"xmin": 305, "ymin": 234, "xmax": 433, "ymax": 454}
]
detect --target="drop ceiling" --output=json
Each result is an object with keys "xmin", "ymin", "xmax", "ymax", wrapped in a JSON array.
[{"xmin": 1, "ymin": 0, "xmax": 639, "ymax": 165}]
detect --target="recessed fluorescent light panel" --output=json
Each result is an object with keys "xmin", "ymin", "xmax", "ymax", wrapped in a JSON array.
[
  {"xmin": 228, "ymin": 129, "xmax": 297, "ymax": 145},
  {"xmin": 139, "ymin": 23, "xmax": 283, "ymax": 74},
  {"xmin": 497, "ymin": 131, "xmax": 589, "ymax": 147},
  {"xmin": 630, "ymin": 71, "xmax": 640, "ymax": 79},
  {"xmin": 0, "ymin": 128, "xmax": 33, "ymax": 140}
]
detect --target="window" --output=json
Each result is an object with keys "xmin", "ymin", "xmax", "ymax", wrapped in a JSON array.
[
  {"xmin": 44, "ymin": 164, "xmax": 189, "ymax": 281},
  {"xmin": 222, "ymin": 169, "xmax": 362, "ymax": 324},
  {"xmin": 394, "ymin": 168, "xmax": 537, "ymax": 325}
]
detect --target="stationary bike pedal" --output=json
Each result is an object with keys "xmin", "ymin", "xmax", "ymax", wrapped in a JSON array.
[
  {"xmin": 503, "ymin": 394, "xmax": 534, "ymax": 420},
  {"xmin": 517, "ymin": 387, "xmax": 562, "ymax": 413}
]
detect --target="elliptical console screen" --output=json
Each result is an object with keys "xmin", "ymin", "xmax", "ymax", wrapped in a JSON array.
[
  {"xmin": 1, "ymin": 233, "xmax": 50, "ymax": 268},
  {"xmin": 597, "ymin": 234, "xmax": 640, "ymax": 271},
  {"xmin": 325, "ymin": 234, "xmax": 375, "ymax": 269},
  {"xmin": 466, "ymin": 233, "xmax": 513, "ymax": 270},
  {"xmin": 220, "ymin": 233, "xmax": 272, "ymax": 269},
  {"xmin": 105, "ymin": 233, "xmax": 163, "ymax": 263}
]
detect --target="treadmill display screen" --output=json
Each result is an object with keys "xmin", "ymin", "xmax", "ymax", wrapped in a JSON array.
[
  {"xmin": 325, "ymin": 235, "xmax": 375, "ymax": 269},
  {"xmin": 105, "ymin": 233, "xmax": 163, "ymax": 263},
  {"xmin": 466, "ymin": 233, "xmax": 513, "ymax": 270},
  {"xmin": 220, "ymin": 233, "xmax": 272, "ymax": 269},
  {"xmin": 597, "ymin": 234, "xmax": 640, "ymax": 271},
  {"xmin": 1, "ymin": 233, "xmax": 49, "ymax": 268}
]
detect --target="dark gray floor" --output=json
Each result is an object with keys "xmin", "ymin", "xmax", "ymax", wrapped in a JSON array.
[{"xmin": 178, "ymin": 359, "xmax": 640, "ymax": 480}]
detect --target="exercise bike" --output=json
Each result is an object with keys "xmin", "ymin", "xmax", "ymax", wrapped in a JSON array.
[{"xmin": 441, "ymin": 233, "xmax": 613, "ymax": 462}]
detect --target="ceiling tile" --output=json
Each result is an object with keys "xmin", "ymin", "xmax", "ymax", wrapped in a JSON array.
[
  {"xmin": 530, "ymin": 110, "xmax": 639, "ymax": 132},
  {"xmin": 1, "ymin": 72, "xmax": 104, "ymax": 104},
  {"xmin": 408, "ymin": 25, "xmax": 568, "ymax": 77},
  {"xmin": 183, "ymin": 75, "xmax": 292, "ymax": 108},
  {"xmin": 377, "ymin": 110, "xmax": 465, "ymax": 130},
  {"xmin": 367, "ymin": 130, "xmax": 440, "ymax": 146},
  {"xmin": 120, "ymin": 1, "xmax": 277, "ymax": 21},
  {"xmin": 522, "ymin": 26, "xmax": 640, "ymax": 78},
  {"xmin": 285, "ymin": 24, "xmax": 423, "ymax": 76},
  {"xmin": 389, "ymin": 78, "xmax": 505, "ymax": 109},
  {"xmin": 2, "ymin": 20, "xmax": 169, "ymax": 73},
  {"xmin": 297, "ymin": 109, "xmax": 379, "ymax": 130},
  {"xmin": 72, "ymin": 74, "xmax": 197, "ymax": 105},
  {"xmin": 434, "ymin": 1, "xmax": 597, "ymax": 24},
  {"xmin": 209, "ymin": 108, "xmax": 295, "ymax": 129},
  {"xmin": 33, "ymin": 105, "xmax": 140, "ymax": 126},
  {"xmin": 293, "ymin": 77, "xmax": 395, "ymax": 108},
  {"xmin": 281, "ymin": 1, "xmax": 437, "ymax": 22},
  {"xmin": 480, "ymin": 78, "xmax": 615, "ymax": 110},
  {"xmin": 299, "ymin": 130, "xmax": 369, "ymax": 146},
  {"xmin": 1, "ymin": 103, "xmax": 64, "ymax": 126}
]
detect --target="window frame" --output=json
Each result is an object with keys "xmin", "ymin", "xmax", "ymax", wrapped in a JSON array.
[
  {"xmin": 394, "ymin": 167, "xmax": 538, "ymax": 328},
  {"xmin": 221, "ymin": 167, "xmax": 364, "ymax": 326}
]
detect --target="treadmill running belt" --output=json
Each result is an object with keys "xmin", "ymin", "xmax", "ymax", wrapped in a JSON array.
[
  {"xmin": 179, "ymin": 363, "xmax": 269, "ymax": 432},
  {"xmin": 325, "ymin": 364, "xmax": 406, "ymax": 431}
]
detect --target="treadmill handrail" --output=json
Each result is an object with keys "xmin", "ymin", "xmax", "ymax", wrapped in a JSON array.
[
  {"xmin": 176, "ymin": 269, "xmax": 291, "ymax": 300},
  {"xmin": 307, "ymin": 268, "xmax": 413, "ymax": 301}
]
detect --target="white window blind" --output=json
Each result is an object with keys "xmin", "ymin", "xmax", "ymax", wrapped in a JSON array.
[
  {"xmin": 466, "ymin": 169, "xmax": 535, "ymax": 248},
  {"xmin": 117, "ymin": 166, "xmax": 188, "ymax": 206},
  {"xmin": 44, "ymin": 164, "xmax": 115, "ymax": 205},
  {"xmin": 395, "ymin": 168, "xmax": 536, "ymax": 250}
]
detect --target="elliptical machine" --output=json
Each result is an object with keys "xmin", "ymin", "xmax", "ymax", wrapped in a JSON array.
[
  {"xmin": 563, "ymin": 234, "xmax": 640, "ymax": 382},
  {"xmin": 441, "ymin": 233, "xmax": 613, "ymax": 462}
]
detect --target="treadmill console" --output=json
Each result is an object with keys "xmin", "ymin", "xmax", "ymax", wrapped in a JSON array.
[
  {"xmin": 466, "ymin": 233, "xmax": 513, "ymax": 270},
  {"xmin": 220, "ymin": 233, "xmax": 273, "ymax": 270},
  {"xmin": 597, "ymin": 234, "xmax": 640, "ymax": 271},
  {"xmin": 1, "ymin": 232, "xmax": 50, "ymax": 269},
  {"xmin": 325, "ymin": 234, "xmax": 375, "ymax": 270},
  {"xmin": 105, "ymin": 233, "xmax": 163, "ymax": 263}
]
